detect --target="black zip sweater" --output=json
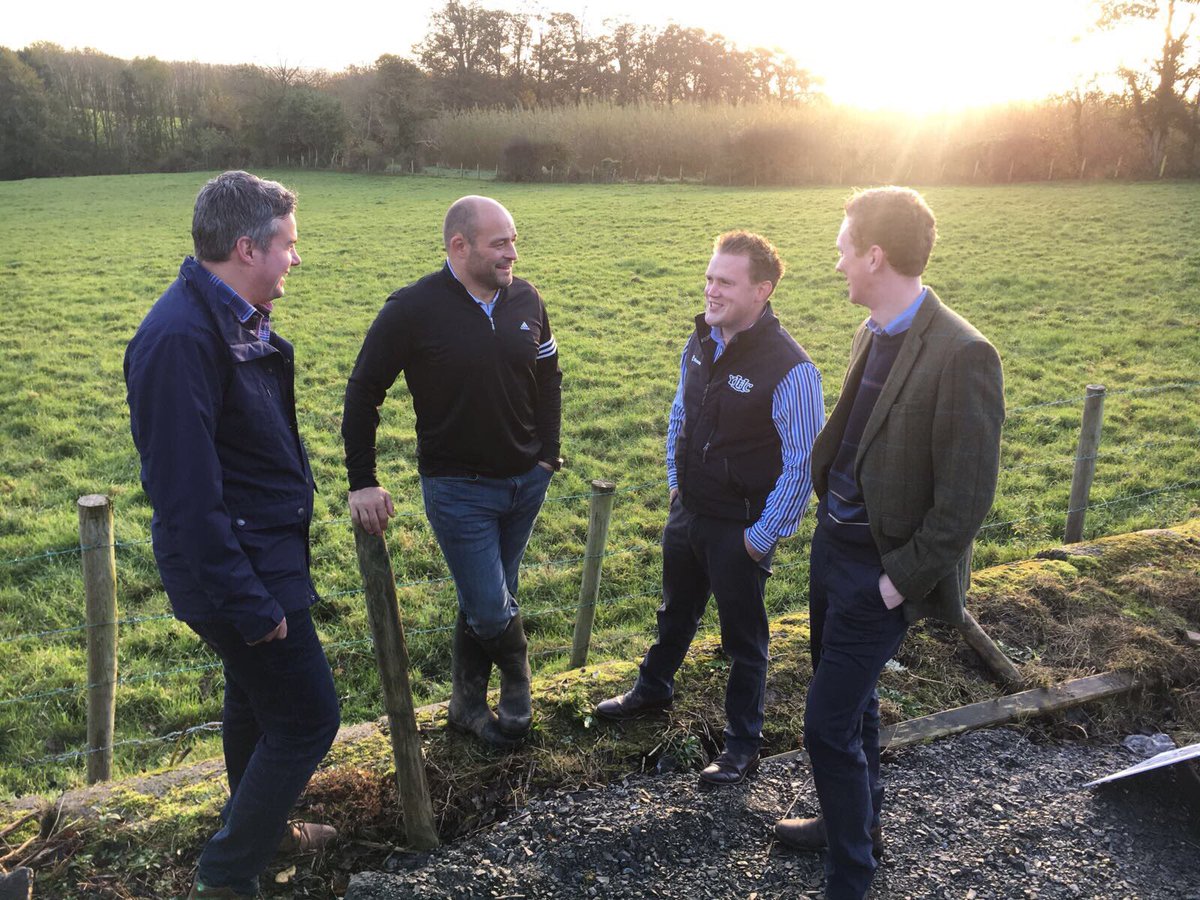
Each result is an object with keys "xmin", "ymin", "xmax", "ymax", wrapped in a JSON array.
[{"xmin": 343, "ymin": 265, "xmax": 562, "ymax": 486}]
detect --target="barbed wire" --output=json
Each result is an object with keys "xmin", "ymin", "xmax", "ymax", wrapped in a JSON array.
[
  {"xmin": 528, "ymin": 620, "xmax": 721, "ymax": 660},
  {"xmin": 11, "ymin": 457, "xmax": 1190, "ymax": 768},
  {"xmin": 39, "ymin": 721, "xmax": 225, "ymax": 763},
  {"xmin": 0, "ymin": 659, "xmax": 225, "ymax": 708},
  {"xmin": 0, "ymin": 613, "xmax": 178, "ymax": 648},
  {"xmin": 16, "ymin": 473, "xmax": 1190, "ymax": 710},
  {"xmin": 0, "ymin": 542, "xmax": 660, "ymax": 651},
  {"xmin": 23, "ymin": 620, "xmax": 721, "ymax": 767},
  {"xmin": 1005, "ymin": 380, "xmax": 1200, "ymax": 416},
  {"xmin": 3, "ymin": 396, "xmax": 1197, "ymax": 773},
  {"xmin": 306, "ymin": 480, "xmax": 662, "ymax": 529},
  {"xmin": 999, "ymin": 435, "xmax": 1198, "ymax": 474},
  {"xmin": 978, "ymin": 479, "xmax": 1200, "ymax": 534}
]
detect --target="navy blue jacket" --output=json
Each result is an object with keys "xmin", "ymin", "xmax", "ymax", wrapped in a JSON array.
[{"xmin": 124, "ymin": 257, "xmax": 318, "ymax": 642}]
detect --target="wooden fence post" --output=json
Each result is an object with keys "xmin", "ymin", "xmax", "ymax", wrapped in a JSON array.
[
  {"xmin": 956, "ymin": 610, "xmax": 1023, "ymax": 687},
  {"xmin": 570, "ymin": 481, "xmax": 617, "ymax": 668},
  {"xmin": 1065, "ymin": 384, "xmax": 1106, "ymax": 543},
  {"xmin": 352, "ymin": 524, "xmax": 439, "ymax": 849},
  {"xmin": 79, "ymin": 494, "xmax": 117, "ymax": 784}
]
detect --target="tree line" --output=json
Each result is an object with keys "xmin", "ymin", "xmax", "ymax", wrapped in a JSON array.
[{"xmin": 0, "ymin": 0, "xmax": 1197, "ymax": 183}]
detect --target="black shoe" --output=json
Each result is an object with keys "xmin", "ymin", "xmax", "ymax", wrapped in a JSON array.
[
  {"xmin": 698, "ymin": 748, "xmax": 759, "ymax": 785},
  {"xmin": 594, "ymin": 689, "xmax": 673, "ymax": 721},
  {"xmin": 774, "ymin": 815, "xmax": 884, "ymax": 860}
]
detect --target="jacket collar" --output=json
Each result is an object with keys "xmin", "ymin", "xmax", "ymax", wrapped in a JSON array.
[
  {"xmin": 441, "ymin": 261, "xmax": 507, "ymax": 306},
  {"xmin": 179, "ymin": 257, "xmax": 279, "ymax": 359}
]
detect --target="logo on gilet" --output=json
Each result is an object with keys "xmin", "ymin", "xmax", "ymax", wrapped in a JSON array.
[{"xmin": 728, "ymin": 374, "xmax": 753, "ymax": 393}]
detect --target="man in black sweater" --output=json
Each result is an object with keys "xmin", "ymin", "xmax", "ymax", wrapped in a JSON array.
[{"xmin": 342, "ymin": 196, "xmax": 563, "ymax": 748}]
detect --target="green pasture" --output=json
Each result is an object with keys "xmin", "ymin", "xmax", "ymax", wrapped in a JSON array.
[{"xmin": 0, "ymin": 173, "xmax": 1197, "ymax": 799}]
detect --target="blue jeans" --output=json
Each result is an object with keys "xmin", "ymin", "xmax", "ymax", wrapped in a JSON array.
[
  {"xmin": 187, "ymin": 608, "xmax": 340, "ymax": 895},
  {"xmin": 804, "ymin": 524, "xmax": 908, "ymax": 900},
  {"xmin": 421, "ymin": 463, "xmax": 552, "ymax": 639}
]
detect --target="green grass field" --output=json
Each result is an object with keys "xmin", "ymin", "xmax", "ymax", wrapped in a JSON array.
[{"xmin": 0, "ymin": 172, "xmax": 1197, "ymax": 799}]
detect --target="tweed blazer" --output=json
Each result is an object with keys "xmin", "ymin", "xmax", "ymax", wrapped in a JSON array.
[{"xmin": 811, "ymin": 289, "xmax": 1005, "ymax": 624}]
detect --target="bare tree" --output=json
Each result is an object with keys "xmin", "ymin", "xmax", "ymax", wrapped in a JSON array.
[{"xmin": 1098, "ymin": 0, "xmax": 1200, "ymax": 173}]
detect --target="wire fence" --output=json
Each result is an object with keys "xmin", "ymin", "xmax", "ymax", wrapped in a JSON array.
[{"xmin": 2, "ymin": 382, "xmax": 1199, "ymax": 781}]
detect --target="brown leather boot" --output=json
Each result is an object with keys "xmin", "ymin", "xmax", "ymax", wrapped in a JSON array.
[
  {"xmin": 774, "ymin": 815, "xmax": 884, "ymax": 860},
  {"xmin": 447, "ymin": 613, "xmax": 518, "ymax": 748},
  {"xmin": 278, "ymin": 821, "xmax": 338, "ymax": 853}
]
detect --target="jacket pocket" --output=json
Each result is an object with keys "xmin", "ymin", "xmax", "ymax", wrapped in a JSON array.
[
  {"xmin": 229, "ymin": 502, "xmax": 309, "ymax": 587},
  {"xmin": 877, "ymin": 513, "xmax": 921, "ymax": 540}
]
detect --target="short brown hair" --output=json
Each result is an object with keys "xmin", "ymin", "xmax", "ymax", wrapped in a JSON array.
[
  {"xmin": 713, "ymin": 230, "xmax": 785, "ymax": 287},
  {"xmin": 844, "ymin": 187, "xmax": 936, "ymax": 277}
]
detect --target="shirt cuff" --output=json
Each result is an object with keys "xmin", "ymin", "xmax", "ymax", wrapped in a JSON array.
[{"xmin": 746, "ymin": 525, "xmax": 773, "ymax": 556}]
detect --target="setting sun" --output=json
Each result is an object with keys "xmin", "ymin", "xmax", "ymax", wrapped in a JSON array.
[{"xmin": 647, "ymin": 0, "xmax": 1164, "ymax": 114}]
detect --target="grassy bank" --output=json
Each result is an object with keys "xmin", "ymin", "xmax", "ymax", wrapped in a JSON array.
[
  {"xmin": 5, "ymin": 519, "xmax": 1200, "ymax": 898},
  {"xmin": 0, "ymin": 173, "xmax": 1197, "ymax": 798}
]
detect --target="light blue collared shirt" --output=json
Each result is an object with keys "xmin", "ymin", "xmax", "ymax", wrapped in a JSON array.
[
  {"xmin": 866, "ymin": 286, "xmax": 927, "ymax": 337},
  {"xmin": 446, "ymin": 258, "xmax": 499, "ymax": 318}
]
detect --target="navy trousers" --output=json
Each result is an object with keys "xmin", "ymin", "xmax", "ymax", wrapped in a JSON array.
[
  {"xmin": 804, "ymin": 524, "xmax": 908, "ymax": 900},
  {"xmin": 188, "ymin": 607, "xmax": 340, "ymax": 895},
  {"xmin": 636, "ymin": 499, "xmax": 772, "ymax": 755}
]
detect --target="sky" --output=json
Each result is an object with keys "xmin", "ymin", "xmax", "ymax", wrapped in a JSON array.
[{"xmin": 5, "ymin": 0, "xmax": 1166, "ymax": 113}]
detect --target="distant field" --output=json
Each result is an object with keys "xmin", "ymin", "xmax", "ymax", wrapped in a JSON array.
[{"xmin": 0, "ymin": 173, "xmax": 1197, "ymax": 798}]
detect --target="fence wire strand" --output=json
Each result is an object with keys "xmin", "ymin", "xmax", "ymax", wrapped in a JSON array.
[{"xmin": 5, "ymin": 378, "xmax": 1199, "ymax": 778}]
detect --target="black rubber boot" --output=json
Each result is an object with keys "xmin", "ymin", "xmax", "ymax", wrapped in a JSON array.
[
  {"xmin": 447, "ymin": 612, "xmax": 517, "ymax": 748},
  {"xmin": 477, "ymin": 612, "xmax": 533, "ymax": 738}
]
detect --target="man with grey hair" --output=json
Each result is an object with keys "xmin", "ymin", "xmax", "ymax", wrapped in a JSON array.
[
  {"xmin": 125, "ymin": 171, "xmax": 340, "ymax": 899},
  {"xmin": 343, "ymin": 195, "xmax": 562, "ymax": 749}
]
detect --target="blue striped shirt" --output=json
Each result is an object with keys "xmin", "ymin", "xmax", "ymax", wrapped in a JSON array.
[
  {"xmin": 191, "ymin": 259, "xmax": 271, "ymax": 341},
  {"xmin": 666, "ymin": 337, "xmax": 824, "ymax": 554}
]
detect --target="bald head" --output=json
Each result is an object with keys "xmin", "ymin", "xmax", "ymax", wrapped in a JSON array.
[
  {"xmin": 443, "ymin": 195, "xmax": 513, "ymax": 250},
  {"xmin": 444, "ymin": 195, "xmax": 519, "ymax": 299}
]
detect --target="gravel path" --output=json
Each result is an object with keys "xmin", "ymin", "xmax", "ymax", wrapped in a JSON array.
[{"xmin": 345, "ymin": 728, "xmax": 1200, "ymax": 899}]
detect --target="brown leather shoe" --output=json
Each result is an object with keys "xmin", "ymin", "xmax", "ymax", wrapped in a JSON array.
[
  {"xmin": 698, "ymin": 748, "xmax": 759, "ymax": 785},
  {"xmin": 278, "ymin": 821, "xmax": 338, "ymax": 853},
  {"xmin": 773, "ymin": 815, "xmax": 883, "ymax": 860},
  {"xmin": 594, "ymin": 689, "xmax": 672, "ymax": 720}
]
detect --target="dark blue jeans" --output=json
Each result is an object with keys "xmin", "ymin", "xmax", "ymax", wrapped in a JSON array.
[
  {"xmin": 637, "ymin": 499, "xmax": 772, "ymax": 756},
  {"xmin": 188, "ymin": 607, "xmax": 340, "ymax": 895},
  {"xmin": 421, "ymin": 463, "xmax": 552, "ymax": 639},
  {"xmin": 804, "ymin": 525, "xmax": 908, "ymax": 900}
]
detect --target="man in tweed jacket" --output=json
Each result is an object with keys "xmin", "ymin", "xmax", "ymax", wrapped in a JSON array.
[{"xmin": 774, "ymin": 187, "xmax": 1004, "ymax": 900}]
